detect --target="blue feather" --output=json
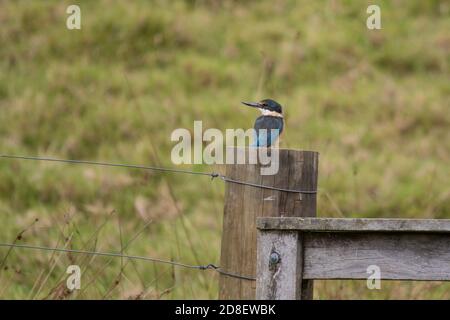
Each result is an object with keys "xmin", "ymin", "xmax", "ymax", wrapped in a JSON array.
[{"xmin": 251, "ymin": 129, "xmax": 280, "ymax": 147}]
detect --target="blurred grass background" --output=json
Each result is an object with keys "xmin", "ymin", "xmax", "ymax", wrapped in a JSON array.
[{"xmin": 0, "ymin": 0, "xmax": 449, "ymax": 299}]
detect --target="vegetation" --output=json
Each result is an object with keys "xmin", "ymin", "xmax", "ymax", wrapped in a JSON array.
[{"xmin": 0, "ymin": 0, "xmax": 449, "ymax": 299}]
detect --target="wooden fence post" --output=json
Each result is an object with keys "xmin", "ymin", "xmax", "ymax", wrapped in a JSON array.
[{"xmin": 219, "ymin": 148, "xmax": 319, "ymax": 299}]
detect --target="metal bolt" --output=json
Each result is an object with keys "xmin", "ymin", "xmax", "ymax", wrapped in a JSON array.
[{"xmin": 269, "ymin": 252, "xmax": 280, "ymax": 265}]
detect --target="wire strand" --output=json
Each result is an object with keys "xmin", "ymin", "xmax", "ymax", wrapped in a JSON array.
[
  {"xmin": 0, "ymin": 242, "xmax": 255, "ymax": 281},
  {"xmin": 0, "ymin": 154, "xmax": 317, "ymax": 194},
  {"xmin": 219, "ymin": 175, "xmax": 316, "ymax": 194},
  {"xmin": 0, "ymin": 154, "xmax": 213, "ymax": 177}
]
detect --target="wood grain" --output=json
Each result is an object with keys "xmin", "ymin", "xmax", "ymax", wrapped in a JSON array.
[{"xmin": 302, "ymin": 232, "xmax": 450, "ymax": 281}]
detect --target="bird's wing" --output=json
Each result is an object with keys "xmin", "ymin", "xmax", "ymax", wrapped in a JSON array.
[{"xmin": 252, "ymin": 116, "xmax": 284, "ymax": 147}]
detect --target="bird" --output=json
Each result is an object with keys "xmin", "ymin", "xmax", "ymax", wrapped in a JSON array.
[{"xmin": 241, "ymin": 99, "xmax": 284, "ymax": 147}]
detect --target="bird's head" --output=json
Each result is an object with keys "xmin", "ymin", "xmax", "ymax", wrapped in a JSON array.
[{"xmin": 241, "ymin": 99, "xmax": 283, "ymax": 116}]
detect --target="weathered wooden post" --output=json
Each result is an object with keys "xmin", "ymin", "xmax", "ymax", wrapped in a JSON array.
[{"xmin": 219, "ymin": 148, "xmax": 319, "ymax": 299}]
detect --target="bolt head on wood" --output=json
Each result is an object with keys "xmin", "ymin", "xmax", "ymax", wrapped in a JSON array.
[{"xmin": 269, "ymin": 252, "xmax": 280, "ymax": 265}]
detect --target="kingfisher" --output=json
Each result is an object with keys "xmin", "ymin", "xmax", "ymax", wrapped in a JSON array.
[{"xmin": 241, "ymin": 99, "xmax": 284, "ymax": 147}]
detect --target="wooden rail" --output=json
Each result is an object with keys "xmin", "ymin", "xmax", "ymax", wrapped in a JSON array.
[{"xmin": 256, "ymin": 217, "xmax": 450, "ymax": 299}]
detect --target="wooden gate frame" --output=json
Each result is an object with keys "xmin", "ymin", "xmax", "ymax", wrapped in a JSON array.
[{"xmin": 256, "ymin": 217, "xmax": 450, "ymax": 299}]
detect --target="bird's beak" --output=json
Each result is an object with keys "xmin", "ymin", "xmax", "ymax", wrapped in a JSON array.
[{"xmin": 241, "ymin": 101, "xmax": 260, "ymax": 108}]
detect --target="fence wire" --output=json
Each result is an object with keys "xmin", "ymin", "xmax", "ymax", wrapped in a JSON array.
[
  {"xmin": 0, "ymin": 153, "xmax": 316, "ymax": 283},
  {"xmin": 0, "ymin": 154, "xmax": 317, "ymax": 194},
  {"xmin": 0, "ymin": 242, "xmax": 256, "ymax": 281}
]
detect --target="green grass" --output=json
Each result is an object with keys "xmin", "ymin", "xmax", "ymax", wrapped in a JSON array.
[{"xmin": 0, "ymin": 0, "xmax": 449, "ymax": 299}]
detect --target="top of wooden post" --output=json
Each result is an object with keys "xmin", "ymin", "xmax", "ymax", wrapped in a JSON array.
[{"xmin": 257, "ymin": 217, "xmax": 450, "ymax": 233}]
